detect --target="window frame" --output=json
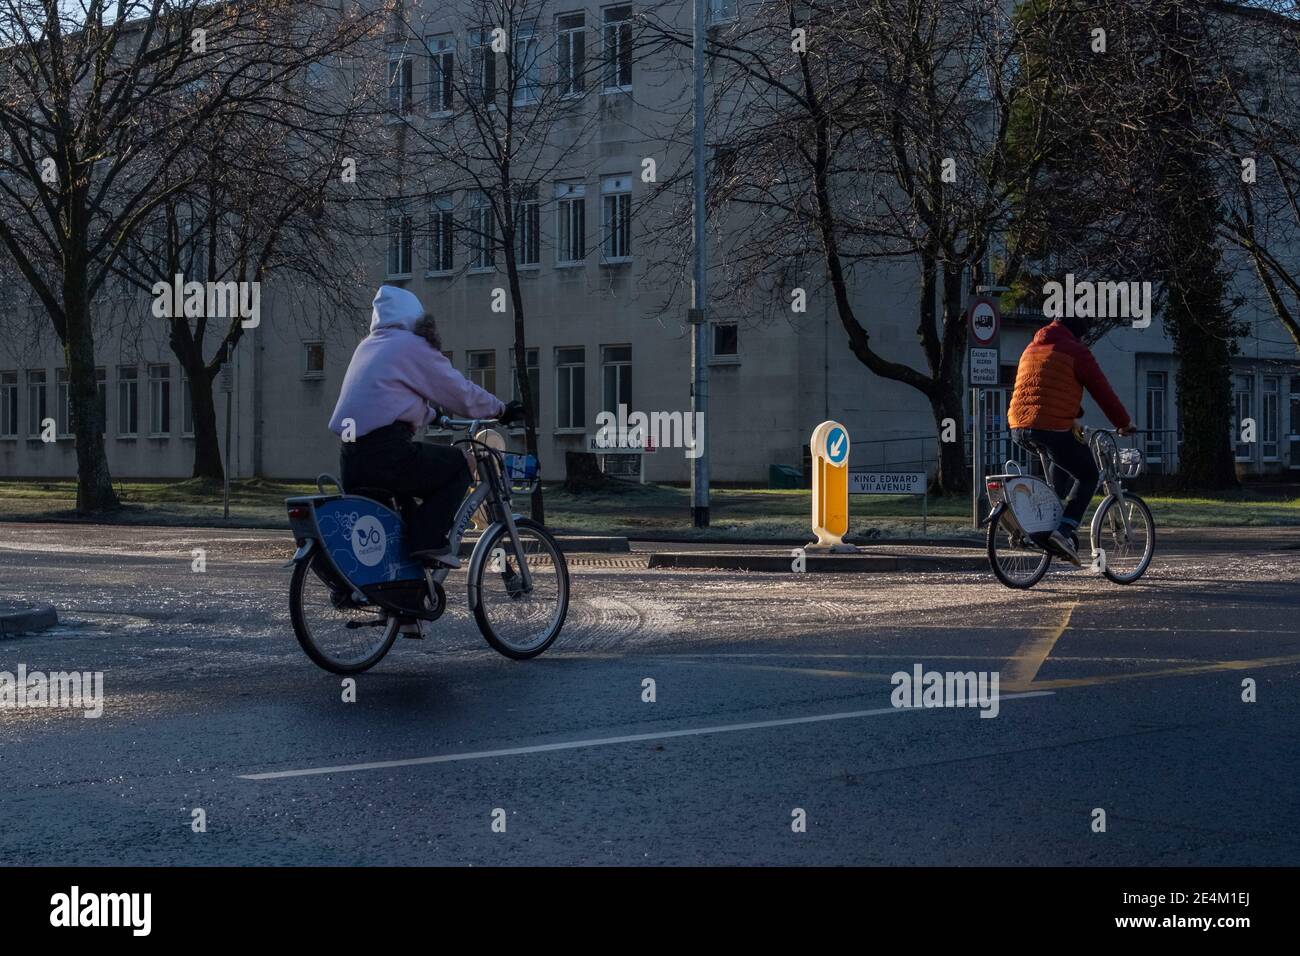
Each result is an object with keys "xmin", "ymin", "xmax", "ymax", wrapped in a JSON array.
[
  {"xmin": 26, "ymin": 368, "xmax": 47, "ymax": 439},
  {"xmin": 427, "ymin": 34, "xmax": 455, "ymax": 114},
  {"xmin": 555, "ymin": 346, "xmax": 586, "ymax": 432},
  {"xmin": 0, "ymin": 370, "xmax": 18, "ymax": 439},
  {"xmin": 555, "ymin": 181, "xmax": 586, "ymax": 266},
  {"xmin": 557, "ymin": 12, "xmax": 587, "ymax": 98},
  {"xmin": 303, "ymin": 341, "xmax": 326, "ymax": 380},
  {"xmin": 600, "ymin": 174, "xmax": 633, "ymax": 263},
  {"xmin": 427, "ymin": 193, "xmax": 456, "ymax": 274},
  {"xmin": 386, "ymin": 198, "xmax": 414, "ymax": 278},
  {"xmin": 118, "ymin": 365, "xmax": 139, "ymax": 438},
  {"xmin": 601, "ymin": 345, "xmax": 632, "ymax": 413},
  {"xmin": 602, "ymin": 5, "xmax": 634, "ymax": 92},
  {"xmin": 148, "ymin": 363, "xmax": 172, "ymax": 438}
]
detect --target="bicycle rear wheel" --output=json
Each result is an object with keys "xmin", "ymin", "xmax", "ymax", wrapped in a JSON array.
[
  {"xmin": 987, "ymin": 508, "xmax": 1052, "ymax": 589},
  {"xmin": 1093, "ymin": 493, "xmax": 1155, "ymax": 584},
  {"xmin": 289, "ymin": 554, "xmax": 399, "ymax": 674},
  {"xmin": 471, "ymin": 518, "xmax": 569, "ymax": 660}
]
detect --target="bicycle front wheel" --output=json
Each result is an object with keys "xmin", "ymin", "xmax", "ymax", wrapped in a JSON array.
[
  {"xmin": 987, "ymin": 508, "xmax": 1052, "ymax": 589},
  {"xmin": 1093, "ymin": 493, "xmax": 1155, "ymax": 584},
  {"xmin": 471, "ymin": 517, "xmax": 569, "ymax": 660}
]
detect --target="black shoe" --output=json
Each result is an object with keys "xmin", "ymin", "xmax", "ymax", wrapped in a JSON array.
[{"xmin": 1047, "ymin": 530, "xmax": 1081, "ymax": 566}]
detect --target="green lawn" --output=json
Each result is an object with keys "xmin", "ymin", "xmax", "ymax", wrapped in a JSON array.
[{"xmin": 1, "ymin": 477, "xmax": 1297, "ymax": 538}]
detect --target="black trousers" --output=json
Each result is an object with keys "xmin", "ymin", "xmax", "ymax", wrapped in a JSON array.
[
  {"xmin": 1011, "ymin": 427, "xmax": 1099, "ymax": 530},
  {"xmin": 340, "ymin": 423, "xmax": 471, "ymax": 552}
]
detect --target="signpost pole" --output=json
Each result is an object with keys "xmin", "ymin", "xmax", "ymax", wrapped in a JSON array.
[{"xmin": 971, "ymin": 387, "xmax": 980, "ymax": 530}]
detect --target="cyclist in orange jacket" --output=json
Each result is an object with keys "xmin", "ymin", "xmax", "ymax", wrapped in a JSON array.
[{"xmin": 1007, "ymin": 315, "xmax": 1136, "ymax": 565}]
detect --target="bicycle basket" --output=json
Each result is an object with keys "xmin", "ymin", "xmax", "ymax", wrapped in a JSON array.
[
  {"xmin": 502, "ymin": 452, "xmax": 540, "ymax": 494},
  {"xmin": 1117, "ymin": 447, "xmax": 1143, "ymax": 478}
]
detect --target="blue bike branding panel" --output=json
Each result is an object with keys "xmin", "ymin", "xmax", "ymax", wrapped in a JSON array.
[{"xmin": 314, "ymin": 497, "xmax": 424, "ymax": 586}]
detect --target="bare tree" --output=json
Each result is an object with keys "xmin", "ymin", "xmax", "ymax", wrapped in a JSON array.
[
  {"xmin": 641, "ymin": 0, "xmax": 1054, "ymax": 493},
  {"xmin": 384, "ymin": 0, "xmax": 605, "ymax": 521},
  {"xmin": 0, "ymin": 0, "xmax": 383, "ymax": 508},
  {"xmin": 102, "ymin": 29, "xmax": 390, "ymax": 481}
]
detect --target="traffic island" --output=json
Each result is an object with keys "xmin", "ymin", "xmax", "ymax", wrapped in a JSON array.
[
  {"xmin": 646, "ymin": 547, "xmax": 986, "ymax": 573},
  {"xmin": 0, "ymin": 602, "xmax": 59, "ymax": 636}
]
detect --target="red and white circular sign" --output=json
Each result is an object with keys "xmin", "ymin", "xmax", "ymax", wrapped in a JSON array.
[{"xmin": 967, "ymin": 296, "xmax": 1000, "ymax": 346}]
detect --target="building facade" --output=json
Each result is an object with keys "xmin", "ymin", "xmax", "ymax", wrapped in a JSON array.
[{"xmin": 2, "ymin": 1, "xmax": 1298, "ymax": 485}]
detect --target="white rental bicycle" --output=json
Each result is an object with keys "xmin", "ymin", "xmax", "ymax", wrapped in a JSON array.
[{"xmin": 984, "ymin": 427, "xmax": 1155, "ymax": 589}]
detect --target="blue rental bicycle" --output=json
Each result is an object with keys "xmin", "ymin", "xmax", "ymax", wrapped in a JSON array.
[{"xmin": 284, "ymin": 415, "xmax": 569, "ymax": 673}]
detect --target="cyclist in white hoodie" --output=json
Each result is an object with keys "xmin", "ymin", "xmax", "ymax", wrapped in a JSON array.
[{"xmin": 329, "ymin": 285, "xmax": 524, "ymax": 566}]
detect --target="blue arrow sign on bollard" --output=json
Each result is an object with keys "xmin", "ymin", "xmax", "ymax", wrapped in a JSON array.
[{"xmin": 826, "ymin": 426, "xmax": 848, "ymax": 465}]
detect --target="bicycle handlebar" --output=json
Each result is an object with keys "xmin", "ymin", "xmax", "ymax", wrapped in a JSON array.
[{"xmin": 436, "ymin": 414, "xmax": 501, "ymax": 431}]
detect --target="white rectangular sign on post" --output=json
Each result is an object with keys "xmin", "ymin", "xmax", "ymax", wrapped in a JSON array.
[
  {"xmin": 587, "ymin": 434, "xmax": 653, "ymax": 455},
  {"xmin": 848, "ymin": 471, "xmax": 927, "ymax": 495},
  {"xmin": 969, "ymin": 347, "xmax": 999, "ymax": 386}
]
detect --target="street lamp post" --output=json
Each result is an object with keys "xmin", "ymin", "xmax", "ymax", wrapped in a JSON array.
[{"xmin": 690, "ymin": 0, "xmax": 710, "ymax": 527}]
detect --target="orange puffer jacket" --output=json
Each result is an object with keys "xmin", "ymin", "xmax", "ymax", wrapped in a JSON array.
[{"xmin": 1007, "ymin": 322, "xmax": 1131, "ymax": 431}]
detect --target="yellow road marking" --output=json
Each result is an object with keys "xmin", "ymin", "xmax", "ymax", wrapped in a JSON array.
[
  {"xmin": 1027, "ymin": 653, "xmax": 1300, "ymax": 690},
  {"xmin": 1002, "ymin": 601, "xmax": 1077, "ymax": 691}
]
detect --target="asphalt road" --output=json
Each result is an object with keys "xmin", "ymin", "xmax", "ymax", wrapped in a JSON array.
[{"xmin": 0, "ymin": 521, "xmax": 1297, "ymax": 865}]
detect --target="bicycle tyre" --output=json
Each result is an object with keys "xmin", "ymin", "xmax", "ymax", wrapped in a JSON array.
[
  {"xmin": 471, "ymin": 518, "xmax": 569, "ymax": 660},
  {"xmin": 289, "ymin": 555, "xmax": 400, "ymax": 674},
  {"xmin": 987, "ymin": 508, "xmax": 1052, "ymax": 589},
  {"xmin": 1094, "ymin": 493, "xmax": 1155, "ymax": 585}
]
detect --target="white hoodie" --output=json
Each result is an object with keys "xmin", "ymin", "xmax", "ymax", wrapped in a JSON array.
[{"xmin": 328, "ymin": 286, "xmax": 505, "ymax": 439}]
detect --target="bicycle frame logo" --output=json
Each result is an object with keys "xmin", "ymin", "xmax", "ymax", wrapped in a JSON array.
[{"xmin": 350, "ymin": 514, "xmax": 387, "ymax": 567}]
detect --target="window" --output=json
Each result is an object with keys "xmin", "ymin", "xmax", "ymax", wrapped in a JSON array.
[
  {"xmin": 468, "ymin": 350, "xmax": 496, "ymax": 393},
  {"xmin": 556, "ymin": 347, "xmax": 585, "ymax": 430},
  {"xmin": 182, "ymin": 371, "xmax": 194, "ymax": 437},
  {"xmin": 1232, "ymin": 372, "xmax": 1253, "ymax": 462},
  {"xmin": 304, "ymin": 342, "xmax": 325, "ymax": 379},
  {"xmin": 0, "ymin": 371, "xmax": 17, "ymax": 438},
  {"xmin": 603, "ymin": 5, "xmax": 633, "ymax": 91},
  {"xmin": 556, "ymin": 181, "xmax": 586, "ymax": 265},
  {"xmin": 1143, "ymin": 371, "xmax": 1167, "ymax": 471},
  {"xmin": 428, "ymin": 34, "xmax": 454, "ymax": 112},
  {"xmin": 601, "ymin": 174, "xmax": 632, "ymax": 261},
  {"xmin": 514, "ymin": 184, "xmax": 540, "ymax": 266},
  {"xmin": 470, "ymin": 191, "xmax": 495, "ymax": 269},
  {"xmin": 118, "ymin": 366, "xmax": 138, "ymax": 436},
  {"xmin": 557, "ymin": 13, "xmax": 586, "ymax": 96},
  {"xmin": 712, "ymin": 322, "xmax": 739, "ymax": 357},
  {"xmin": 56, "ymin": 368, "xmax": 72, "ymax": 437},
  {"xmin": 1262, "ymin": 375, "xmax": 1280, "ymax": 461},
  {"xmin": 511, "ymin": 347, "xmax": 540, "ymax": 421},
  {"xmin": 148, "ymin": 364, "xmax": 171, "ymax": 436},
  {"xmin": 386, "ymin": 198, "xmax": 413, "ymax": 277},
  {"xmin": 470, "ymin": 28, "xmax": 497, "ymax": 104},
  {"xmin": 513, "ymin": 25, "xmax": 540, "ymax": 106},
  {"xmin": 602, "ymin": 345, "xmax": 631, "ymax": 412},
  {"xmin": 708, "ymin": 0, "xmax": 738, "ymax": 23},
  {"xmin": 388, "ymin": 44, "xmax": 414, "ymax": 116},
  {"xmin": 26, "ymin": 369, "xmax": 46, "ymax": 438},
  {"xmin": 96, "ymin": 367, "xmax": 106, "ymax": 437},
  {"xmin": 429, "ymin": 194, "xmax": 455, "ymax": 272}
]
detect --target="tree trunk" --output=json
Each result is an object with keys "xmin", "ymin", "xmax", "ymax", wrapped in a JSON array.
[
  {"xmin": 931, "ymin": 382, "xmax": 969, "ymax": 495},
  {"xmin": 188, "ymin": 364, "xmax": 224, "ymax": 482},
  {"xmin": 63, "ymin": 270, "xmax": 119, "ymax": 512},
  {"xmin": 503, "ymin": 247, "xmax": 544, "ymax": 523}
]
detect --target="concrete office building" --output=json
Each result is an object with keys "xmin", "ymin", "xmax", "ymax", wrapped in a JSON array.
[{"xmin": 2, "ymin": 1, "xmax": 1298, "ymax": 485}]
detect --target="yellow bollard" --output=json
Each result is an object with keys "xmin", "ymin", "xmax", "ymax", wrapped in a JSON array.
[{"xmin": 809, "ymin": 421, "xmax": 856, "ymax": 552}]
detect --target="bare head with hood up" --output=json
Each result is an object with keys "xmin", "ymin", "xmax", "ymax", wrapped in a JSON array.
[{"xmin": 369, "ymin": 285, "xmax": 442, "ymax": 351}]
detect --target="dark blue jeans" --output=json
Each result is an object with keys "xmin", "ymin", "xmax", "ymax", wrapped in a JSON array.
[{"xmin": 1011, "ymin": 427, "xmax": 1099, "ymax": 531}]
